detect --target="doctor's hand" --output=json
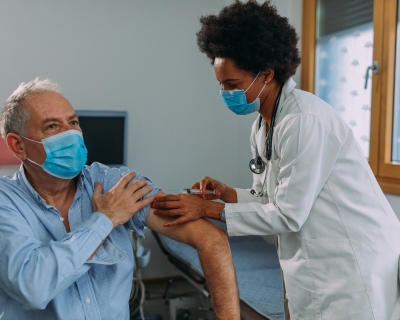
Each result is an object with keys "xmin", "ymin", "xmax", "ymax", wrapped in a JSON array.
[
  {"xmin": 192, "ymin": 176, "xmax": 238, "ymax": 203},
  {"xmin": 92, "ymin": 172, "xmax": 154, "ymax": 229},
  {"xmin": 192, "ymin": 176, "xmax": 226, "ymax": 200},
  {"xmin": 151, "ymin": 194, "xmax": 224, "ymax": 227}
]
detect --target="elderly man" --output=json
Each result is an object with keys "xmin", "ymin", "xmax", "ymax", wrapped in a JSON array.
[{"xmin": 0, "ymin": 78, "xmax": 240, "ymax": 320}]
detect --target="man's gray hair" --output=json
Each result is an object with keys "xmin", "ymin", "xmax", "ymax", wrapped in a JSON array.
[{"xmin": 0, "ymin": 78, "xmax": 63, "ymax": 139}]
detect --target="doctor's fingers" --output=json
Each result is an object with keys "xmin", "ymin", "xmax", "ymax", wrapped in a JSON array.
[
  {"xmin": 195, "ymin": 177, "xmax": 225, "ymax": 198},
  {"xmin": 153, "ymin": 208, "xmax": 202, "ymax": 226},
  {"xmin": 151, "ymin": 198, "xmax": 183, "ymax": 210},
  {"xmin": 153, "ymin": 194, "xmax": 181, "ymax": 203},
  {"xmin": 162, "ymin": 216, "xmax": 194, "ymax": 228}
]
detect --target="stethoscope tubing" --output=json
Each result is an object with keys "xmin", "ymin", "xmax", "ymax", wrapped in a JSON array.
[{"xmin": 250, "ymin": 85, "xmax": 283, "ymax": 174}]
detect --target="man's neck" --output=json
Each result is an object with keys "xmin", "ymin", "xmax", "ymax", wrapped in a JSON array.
[{"xmin": 23, "ymin": 164, "xmax": 77, "ymax": 207}]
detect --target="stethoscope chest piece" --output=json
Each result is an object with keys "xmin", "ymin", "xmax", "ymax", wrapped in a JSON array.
[
  {"xmin": 249, "ymin": 85, "xmax": 283, "ymax": 175},
  {"xmin": 249, "ymin": 156, "xmax": 265, "ymax": 174}
]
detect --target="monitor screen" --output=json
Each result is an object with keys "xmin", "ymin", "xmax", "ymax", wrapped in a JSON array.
[{"xmin": 76, "ymin": 111, "xmax": 128, "ymax": 167}]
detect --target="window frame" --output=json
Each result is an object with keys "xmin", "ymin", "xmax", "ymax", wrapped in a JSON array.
[{"xmin": 302, "ymin": 0, "xmax": 400, "ymax": 195}]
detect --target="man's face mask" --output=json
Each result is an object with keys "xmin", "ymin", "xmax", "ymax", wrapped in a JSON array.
[
  {"xmin": 220, "ymin": 71, "xmax": 267, "ymax": 115},
  {"xmin": 21, "ymin": 129, "xmax": 88, "ymax": 179}
]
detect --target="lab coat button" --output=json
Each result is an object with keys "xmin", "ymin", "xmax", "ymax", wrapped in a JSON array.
[
  {"xmin": 85, "ymin": 298, "xmax": 91, "ymax": 304},
  {"xmin": 60, "ymin": 217, "xmax": 64, "ymax": 222}
]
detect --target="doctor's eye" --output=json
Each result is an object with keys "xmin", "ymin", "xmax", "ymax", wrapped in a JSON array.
[
  {"xmin": 71, "ymin": 120, "xmax": 79, "ymax": 126},
  {"xmin": 226, "ymin": 84, "xmax": 238, "ymax": 90}
]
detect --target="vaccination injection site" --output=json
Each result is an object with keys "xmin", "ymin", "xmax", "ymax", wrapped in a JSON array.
[{"xmin": 1, "ymin": 0, "xmax": 400, "ymax": 319}]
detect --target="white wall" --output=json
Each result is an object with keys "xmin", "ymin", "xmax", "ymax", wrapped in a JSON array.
[
  {"xmin": 0, "ymin": 0, "xmax": 259, "ymax": 280},
  {"xmin": 0, "ymin": 0, "xmax": 255, "ymax": 190}
]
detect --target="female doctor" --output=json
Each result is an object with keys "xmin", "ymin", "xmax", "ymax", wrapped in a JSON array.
[{"xmin": 152, "ymin": 1, "xmax": 400, "ymax": 319}]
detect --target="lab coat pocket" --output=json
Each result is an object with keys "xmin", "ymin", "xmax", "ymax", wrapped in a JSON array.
[{"xmin": 304, "ymin": 239, "xmax": 373, "ymax": 320}]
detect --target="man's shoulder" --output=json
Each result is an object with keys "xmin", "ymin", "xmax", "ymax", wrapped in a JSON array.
[
  {"xmin": 83, "ymin": 162, "xmax": 141, "ymax": 193},
  {"xmin": 0, "ymin": 172, "xmax": 23, "ymax": 197}
]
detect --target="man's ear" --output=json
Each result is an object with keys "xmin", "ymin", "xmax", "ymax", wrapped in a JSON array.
[
  {"xmin": 6, "ymin": 133, "xmax": 27, "ymax": 161},
  {"xmin": 261, "ymin": 69, "xmax": 275, "ymax": 84}
]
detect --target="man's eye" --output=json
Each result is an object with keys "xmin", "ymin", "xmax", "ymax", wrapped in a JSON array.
[
  {"xmin": 71, "ymin": 121, "xmax": 79, "ymax": 126},
  {"xmin": 48, "ymin": 124, "xmax": 56, "ymax": 129}
]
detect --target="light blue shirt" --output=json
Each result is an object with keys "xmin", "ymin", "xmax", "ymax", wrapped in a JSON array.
[{"xmin": 0, "ymin": 162, "xmax": 159, "ymax": 320}]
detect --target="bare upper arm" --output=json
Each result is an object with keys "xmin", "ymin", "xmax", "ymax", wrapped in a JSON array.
[{"xmin": 145, "ymin": 191, "xmax": 225, "ymax": 248}]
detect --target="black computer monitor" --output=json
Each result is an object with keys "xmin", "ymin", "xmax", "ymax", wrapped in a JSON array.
[{"xmin": 76, "ymin": 110, "xmax": 128, "ymax": 167}]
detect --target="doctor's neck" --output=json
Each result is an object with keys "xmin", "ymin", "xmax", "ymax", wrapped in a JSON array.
[{"xmin": 258, "ymin": 79, "xmax": 283, "ymax": 127}]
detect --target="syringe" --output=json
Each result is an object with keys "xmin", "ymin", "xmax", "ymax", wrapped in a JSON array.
[{"xmin": 178, "ymin": 189, "xmax": 216, "ymax": 195}]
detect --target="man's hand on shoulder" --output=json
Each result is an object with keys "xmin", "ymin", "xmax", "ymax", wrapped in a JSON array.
[{"xmin": 91, "ymin": 172, "xmax": 154, "ymax": 229}]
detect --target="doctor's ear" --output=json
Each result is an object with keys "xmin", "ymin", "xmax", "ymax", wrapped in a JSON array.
[
  {"xmin": 261, "ymin": 69, "xmax": 275, "ymax": 84},
  {"xmin": 6, "ymin": 133, "xmax": 27, "ymax": 161}
]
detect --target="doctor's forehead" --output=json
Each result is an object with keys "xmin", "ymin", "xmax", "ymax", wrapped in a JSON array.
[
  {"xmin": 23, "ymin": 91, "xmax": 76, "ymax": 122},
  {"xmin": 214, "ymin": 57, "xmax": 250, "ymax": 81}
]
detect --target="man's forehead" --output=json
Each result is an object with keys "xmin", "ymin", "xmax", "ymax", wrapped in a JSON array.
[{"xmin": 23, "ymin": 91, "xmax": 76, "ymax": 121}]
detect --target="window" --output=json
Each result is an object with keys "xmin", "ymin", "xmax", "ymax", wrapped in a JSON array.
[{"xmin": 302, "ymin": 0, "xmax": 400, "ymax": 194}]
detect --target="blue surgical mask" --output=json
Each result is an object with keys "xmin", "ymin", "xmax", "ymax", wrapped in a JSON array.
[
  {"xmin": 21, "ymin": 130, "xmax": 88, "ymax": 179},
  {"xmin": 220, "ymin": 71, "xmax": 267, "ymax": 115}
]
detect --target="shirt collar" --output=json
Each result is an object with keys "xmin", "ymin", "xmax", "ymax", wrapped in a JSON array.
[{"xmin": 18, "ymin": 164, "xmax": 85, "ymax": 206}]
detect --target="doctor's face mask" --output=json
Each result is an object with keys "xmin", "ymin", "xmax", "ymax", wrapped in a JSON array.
[
  {"xmin": 21, "ymin": 129, "xmax": 88, "ymax": 179},
  {"xmin": 220, "ymin": 71, "xmax": 267, "ymax": 115}
]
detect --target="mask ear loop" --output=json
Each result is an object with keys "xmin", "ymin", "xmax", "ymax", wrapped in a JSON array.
[
  {"xmin": 244, "ymin": 71, "xmax": 262, "ymax": 93},
  {"xmin": 20, "ymin": 135, "xmax": 43, "ymax": 144},
  {"xmin": 19, "ymin": 135, "xmax": 44, "ymax": 166}
]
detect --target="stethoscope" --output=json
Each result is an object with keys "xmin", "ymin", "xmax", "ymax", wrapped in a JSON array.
[{"xmin": 249, "ymin": 86, "xmax": 283, "ymax": 174}]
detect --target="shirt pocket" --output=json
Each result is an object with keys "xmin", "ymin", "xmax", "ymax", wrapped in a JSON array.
[{"xmin": 304, "ymin": 239, "xmax": 373, "ymax": 319}]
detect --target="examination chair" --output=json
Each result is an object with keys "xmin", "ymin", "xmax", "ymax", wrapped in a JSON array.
[{"xmin": 153, "ymin": 220, "xmax": 284, "ymax": 320}]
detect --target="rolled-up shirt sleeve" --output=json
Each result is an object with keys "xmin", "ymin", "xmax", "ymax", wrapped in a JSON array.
[
  {"xmin": 94, "ymin": 164, "xmax": 160, "ymax": 237},
  {"xmin": 225, "ymin": 113, "xmax": 342, "ymax": 236},
  {"xmin": 0, "ymin": 206, "xmax": 112, "ymax": 310}
]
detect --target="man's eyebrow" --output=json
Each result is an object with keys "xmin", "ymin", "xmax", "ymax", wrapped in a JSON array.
[
  {"xmin": 41, "ymin": 114, "xmax": 78, "ymax": 124},
  {"xmin": 42, "ymin": 117, "xmax": 61, "ymax": 124}
]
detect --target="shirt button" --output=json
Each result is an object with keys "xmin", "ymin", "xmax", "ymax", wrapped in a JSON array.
[
  {"xmin": 85, "ymin": 297, "xmax": 91, "ymax": 304},
  {"xmin": 60, "ymin": 217, "xmax": 64, "ymax": 222}
]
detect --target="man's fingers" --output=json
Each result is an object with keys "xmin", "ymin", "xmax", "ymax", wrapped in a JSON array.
[
  {"xmin": 135, "ymin": 195, "xmax": 155, "ymax": 211},
  {"xmin": 110, "ymin": 172, "xmax": 137, "ymax": 194},
  {"xmin": 126, "ymin": 178, "xmax": 148, "ymax": 194},
  {"xmin": 131, "ymin": 185, "xmax": 153, "ymax": 202},
  {"xmin": 93, "ymin": 181, "xmax": 104, "ymax": 197}
]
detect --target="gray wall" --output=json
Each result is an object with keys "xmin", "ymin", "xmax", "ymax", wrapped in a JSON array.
[
  {"xmin": 0, "ymin": 0, "xmax": 398, "ymax": 279},
  {"xmin": 0, "ymin": 0, "xmax": 262, "ymax": 280}
]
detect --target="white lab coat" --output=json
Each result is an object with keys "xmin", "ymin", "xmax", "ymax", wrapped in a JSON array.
[{"xmin": 225, "ymin": 78, "xmax": 400, "ymax": 320}]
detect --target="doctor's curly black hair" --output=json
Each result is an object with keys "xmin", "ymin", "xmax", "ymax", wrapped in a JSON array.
[{"xmin": 196, "ymin": 0, "xmax": 301, "ymax": 83}]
